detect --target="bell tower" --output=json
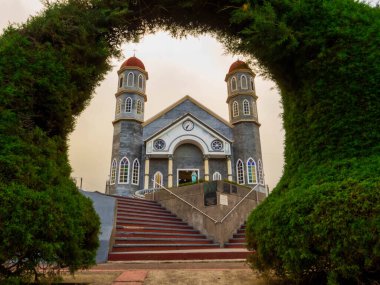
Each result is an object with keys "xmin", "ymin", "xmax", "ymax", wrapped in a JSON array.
[
  {"xmin": 109, "ymin": 56, "xmax": 148, "ymax": 196},
  {"xmin": 225, "ymin": 60, "xmax": 265, "ymax": 187}
]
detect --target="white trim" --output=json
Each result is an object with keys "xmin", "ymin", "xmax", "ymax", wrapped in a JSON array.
[
  {"xmin": 168, "ymin": 135, "xmax": 208, "ymax": 156},
  {"xmin": 137, "ymin": 100, "xmax": 143, "ymax": 114},
  {"xmin": 232, "ymin": 101, "xmax": 239, "ymax": 117},
  {"xmin": 138, "ymin": 74, "xmax": 144, "ymax": 89},
  {"xmin": 246, "ymin": 157, "xmax": 257, "ymax": 184},
  {"xmin": 250, "ymin": 77, "xmax": 255, "ymax": 91},
  {"xmin": 110, "ymin": 159, "xmax": 117, "ymax": 185},
  {"xmin": 177, "ymin": 168, "xmax": 200, "ymax": 186},
  {"xmin": 118, "ymin": 157, "xmax": 130, "ymax": 184},
  {"xmin": 241, "ymin": 75, "xmax": 248, "ymax": 89},
  {"xmin": 231, "ymin": 76, "xmax": 237, "ymax": 91},
  {"xmin": 127, "ymin": 72, "xmax": 134, "ymax": 87},
  {"xmin": 153, "ymin": 171, "xmax": 163, "ymax": 188},
  {"xmin": 116, "ymin": 99, "xmax": 122, "ymax": 114},
  {"xmin": 125, "ymin": 97, "xmax": 132, "ymax": 113},
  {"xmin": 132, "ymin": 158, "xmax": 140, "ymax": 185},
  {"xmin": 236, "ymin": 159, "xmax": 245, "ymax": 184},
  {"xmin": 212, "ymin": 171, "xmax": 222, "ymax": 181},
  {"xmin": 258, "ymin": 159, "xmax": 264, "ymax": 185},
  {"xmin": 243, "ymin": 99, "xmax": 250, "ymax": 115}
]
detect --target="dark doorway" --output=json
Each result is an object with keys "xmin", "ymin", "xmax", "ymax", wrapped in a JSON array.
[{"xmin": 178, "ymin": 169, "xmax": 199, "ymax": 185}]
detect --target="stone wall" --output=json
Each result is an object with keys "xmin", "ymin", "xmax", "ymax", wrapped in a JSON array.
[{"xmin": 147, "ymin": 182, "xmax": 266, "ymax": 246}]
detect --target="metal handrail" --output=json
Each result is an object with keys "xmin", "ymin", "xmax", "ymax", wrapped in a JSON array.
[
  {"xmin": 134, "ymin": 188, "xmax": 160, "ymax": 198},
  {"xmin": 220, "ymin": 184, "xmax": 259, "ymax": 223},
  {"xmin": 153, "ymin": 181, "xmax": 219, "ymax": 224}
]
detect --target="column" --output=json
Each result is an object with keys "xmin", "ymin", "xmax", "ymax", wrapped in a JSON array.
[
  {"xmin": 168, "ymin": 155, "xmax": 173, "ymax": 188},
  {"xmin": 204, "ymin": 155, "xmax": 210, "ymax": 181},
  {"xmin": 144, "ymin": 155, "xmax": 150, "ymax": 189},
  {"xmin": 227, "ymin": 156, "xmax": 233, "ymax": 181}
]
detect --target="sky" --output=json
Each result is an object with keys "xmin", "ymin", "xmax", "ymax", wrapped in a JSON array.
[{"xmin": 0, "ymin": 0, "xmax": 287, "ymax": 192}]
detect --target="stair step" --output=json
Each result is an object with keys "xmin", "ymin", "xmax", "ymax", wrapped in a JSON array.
[
  {"xmin": 113, "ymin": 196, "xmax": 158, "ymax": 205},
  {"xmin": 116, "ymin": 221, "xmax": 193, "ymax": 229},
  {"xmin": 114, "ymin": 238, "xmax": 213, "ymax": 245},
  {"xmin": 116, "ymin": 226, "xmax": 200, "ymax": 234},
  {"xmin": 108, "ymin": 249, "xmax": 253, "ymax": 261},
  {"xmin": 117, "ymin": 217, "xmax": 187, "ymax": 226},
  {"xmin": 117, "ymin": 201, "xmax": 164, "ymax": 210},
  {"xmin": 112, "ymin": 243, "xmax": 220, "ymax": 252},
  {"xmin": 224, "ymin": 243, "xmax": 247, "ymax": 248},
  {"xmin": 118, "ymin": 208, "xmax": 174, "ymax": 216},
  {"xmin": 117, "ymin": 212, "xmax": 181, "ymax": 221},
  {"xmin": 233, "ymin": 233, "xmax": 245, "ymax": 238},
  {"xmin": 117, "ymin": 204, "xmax": 170, "ymax": 213},
  {"xmin": 114, "ymin": 232, "xmax": 206, "ymax": 239}
]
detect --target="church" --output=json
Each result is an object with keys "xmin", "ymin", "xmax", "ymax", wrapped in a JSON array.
[{"xmin": 107, "ymin": 56, "xmax": 265, "ymax": 196}]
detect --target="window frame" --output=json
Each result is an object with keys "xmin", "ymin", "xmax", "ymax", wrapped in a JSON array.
[
  {"xmin": 110, "ymin": 159, "xmax": 117, "ymax": 185},
  {"xmin": 118, "ymin": 157, "xmax": 130, "ymax": 184},
  {"xmin": 212, "ymin": 172, "xmax": 222, "ymax": 181},
  {"xmin": 231, "ymin": 76, "xmax": 237, "ymax": 91},
  {"xmin": 241, "ymin": 75, "xmax": 248, "ymax": 89},
  {"xmin": 232, "ymin": 101, "xmax": 239, "ymax": 117},
  {"xmin": 247, "ymin": 158, "xmax": 258, "ymax": 184},
  {"xmin": 125, "ymin": 97, "xmax": 132, "ymax": 113},
  {"xmin": 127, "ymin": 72, "xmax": 134, "ymax": 87},
  {"xmin": 243, "ymin": 99, "xmax": 250, "ymax": 115},
  {"xmin": 116, "ymin": 98, "xmax": 122, "ymax": 114},
  {"xmin": 153, "ymin": 171, "xmax": 163, "ymax": 189},
  {"xmin": 138, "ymin": 74, "xmax": 144, "ymax": 89},
  {"xmin": 137, "ymin": 100, "xmax": 143, "ymax": 114},
  {"xmin": 236, "ymin": 159, "xmax": 245, "ymax": 184},
  {"xmin": 258, "ymin": 159, "xmax": 264, "ymax": 185},
  {"xmin": 132, "ymin": 159, "xmax": 140, "ymax": 185}
]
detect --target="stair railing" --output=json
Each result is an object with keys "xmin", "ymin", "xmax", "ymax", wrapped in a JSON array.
[
  {"xmin": 153, "ymin": 181, "xmax": 218, "ymax": 224},
  {"xmin": 220, "ymin": 184, "xmax": 259, "ymax": 223}
]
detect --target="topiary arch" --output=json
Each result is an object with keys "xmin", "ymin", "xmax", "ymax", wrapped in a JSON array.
[{"xmin": 0, "ymin": 0, "xmax": 379, "ymax": 283}]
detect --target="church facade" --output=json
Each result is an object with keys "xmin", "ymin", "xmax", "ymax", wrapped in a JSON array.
[{"xmin": 108, "ymin": 56, "xmax": 265, "ymax": 196}]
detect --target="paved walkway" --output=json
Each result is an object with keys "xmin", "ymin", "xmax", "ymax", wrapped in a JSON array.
[{"xmin": 90, "ymin": 260, "xmax": 272, "ymax": 285}]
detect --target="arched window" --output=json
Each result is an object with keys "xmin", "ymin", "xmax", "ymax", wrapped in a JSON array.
[
  {"xmin": 212, "ymin": 172, "xmax": 222, "ymax": 181},
  {"xmin": 119, "ymin": 77, "xmax": 123, "ymax": 88},
  {"xmin": 137, "ymin": 100, "xmax": 143, "ymax": 114},
  {"xmin": 241, "ymin": 75, "xmax": 248, "ymax": 89},
  {"xmin": 138, "ymin": 74, "xmax": 143, "ymax": 89},
  {"xmin": 232, "ymin": 101, "xmax": 239, "ymax": 117},
  {"xmin": 110, "ymin": 159, "xmax": 117, "ymax": 185},
  {"xmin": 116, "ymin": 99, "xmax": 121, "ymax": 114},
  {"xmin": 118, "ymin": 157, "xmax": 129, "ymax": 184},
  {"xmin": 127, "ymin": 72, "xmax": 134, "ymax": 87},
  {"xmin": 258, "ymin": 159, "xmax": 264, "ymax": 185},
  {"xmin": 132, "ymin": 159, "xmax": 140, "ymax": 185},
  {"xmin": 243, "ymin": 100, "xmax": 250, "ymax": 115},
  {"xmin": 236, "ymin": 159, "xmax": 244, "ymax": 184},
  {"xmin": 153, "ymin": 171, "xmax": 163, "ymax": 189},
  {"xmin": 250, "ymin": 78, "xmax": 255, "ymax": 91},
  {"xmin": 247, "ymin": 158, "xmax": 257, "ymax": 184},
  {"xmin": 125, "ymin": 97, "xmax": 132, "ymax": 113},
  {"xmin": 231, "ymin": 77, "xmax": 237, "ymax": 91}
]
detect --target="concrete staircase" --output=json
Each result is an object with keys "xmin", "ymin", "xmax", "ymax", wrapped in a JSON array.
[
  {"xmin": 108, "ymin": 196, "xmax": 252, "ymax": 261},
  {"xmin": 224, "ymin": 223, "xmax": 247, "ymax": 249}
]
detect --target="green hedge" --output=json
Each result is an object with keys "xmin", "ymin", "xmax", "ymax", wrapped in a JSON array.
[{"xmin": 0, "ymin": 0, "xmax": 379, "ymax": 283}]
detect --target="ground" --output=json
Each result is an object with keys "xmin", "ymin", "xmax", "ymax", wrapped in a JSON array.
[{"xmin": 61, "ymin": 261, "xmax": 280, "ymax": 285}]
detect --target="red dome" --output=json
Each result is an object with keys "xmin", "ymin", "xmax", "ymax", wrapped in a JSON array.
[
  {"xmin": 228, "ymin": 60, "xmax": 250, "ymax": 73},
  {"xmin": 120, "ymin": 56, "xmax": 146, "ymax": 70}
]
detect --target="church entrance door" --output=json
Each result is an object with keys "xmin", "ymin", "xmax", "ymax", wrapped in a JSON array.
[{"xmin": 178, "ymin": 169, "xmax": 199, "ymax": 186}]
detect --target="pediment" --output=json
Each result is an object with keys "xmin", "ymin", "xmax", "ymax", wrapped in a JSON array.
[{"xmin": 145, "ymin": 114, "xmax": 231, "ymax": 157}]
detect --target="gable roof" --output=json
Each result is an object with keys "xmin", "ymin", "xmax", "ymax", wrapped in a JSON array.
[{"xmin": 142, "ymin": 95, "xmax": 233, "ymax": 128}]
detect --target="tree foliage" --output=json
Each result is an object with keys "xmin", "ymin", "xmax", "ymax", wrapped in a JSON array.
[{"xmin": 0, "ymin": 0, "xmax": 379, "ymax": 283}]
